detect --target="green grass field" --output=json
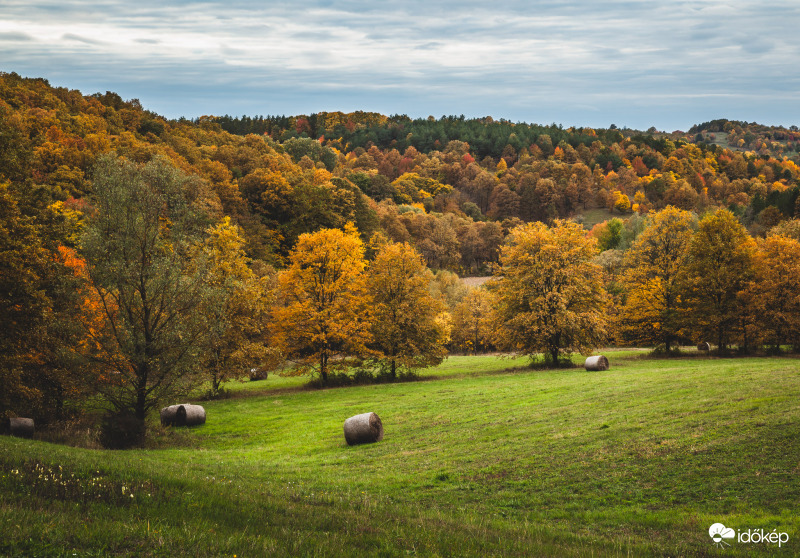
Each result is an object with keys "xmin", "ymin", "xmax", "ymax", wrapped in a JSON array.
[
  {"xmin": 2, "ymin": 351, "xmax": 799, "ymax": 557},
  {"xmin": 577, "ymin": 208, "xmax": 615, "ymax": 229}
]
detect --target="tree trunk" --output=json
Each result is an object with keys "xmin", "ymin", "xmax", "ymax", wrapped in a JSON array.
[
  {"xmin": 320, "ymin": 351, "xmax": 328, "ymax": 382},
  {"xmin": 135, "ymin": 365, "xmax": 148, "ymax": 421},
  {"xmin": 211, "ymin": 372, "xmax": 222, "ymax": 397}
]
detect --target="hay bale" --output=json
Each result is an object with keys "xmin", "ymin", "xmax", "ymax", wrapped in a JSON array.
[
  {"xmin": 7, "ymin": 417, "xmax": 34, "ymax": 439},
  {"xmin": 160, "ymin": 404, "xmax": 206, "ymax": 427},
  {"xmin": 697, "ymin": 342, "xmax": 711, "ymax": 351},
  {"xmin": 343, "ymin": 412, "xmax": 383, "ymax": 446},
  {"xmin": 584, "ymin": 355, "xmax": 609, "ymax": 371}
]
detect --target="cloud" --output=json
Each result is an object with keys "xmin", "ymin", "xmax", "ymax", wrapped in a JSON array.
[
  {"xmin": 62, "ymin": 33, "xmax": 104, "ymax": 45},
  {"xmin": 0, "ymin": 0, "xmax": 798, "ymax": 129},
  {"xmin": 0, "ymin": 31, "xmax": 34, "ymax": 41}
]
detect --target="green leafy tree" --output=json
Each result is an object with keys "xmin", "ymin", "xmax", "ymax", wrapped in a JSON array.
[
  {"xmin": 366, "ymin": 241, "xmax": 448, "ymax": 377},
  {"xmin": 80, "ymin": 155, "xmax": 218, "ymax": 442},
  {"xmin": 491, "ymin": 221, "xmax": 610, "ymax": 365},
  {"xmin": 593, "ymin": 218, "xmax": 624, "ymax": 251}
]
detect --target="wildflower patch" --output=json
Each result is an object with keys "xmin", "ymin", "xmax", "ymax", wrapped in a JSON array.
[{"xmin": 1, "ymin": 459, "xmax": 156, "ymax": 506}]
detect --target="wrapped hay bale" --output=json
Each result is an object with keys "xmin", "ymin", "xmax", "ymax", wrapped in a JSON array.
[
  {"xmin": 343, "ymin": 412, "xmax": 383, "ymax": 446},
  {"xmin": 160, "ymin": 404, "xmax": 206, "ymax": 427},
  {"xmin": 7, "ymin": 417, "xmax": 34, "ymax": 439},
  {"xmin": 584, "ymin": 355, "xmax": 609, "ymax": 371},
  {"xmin": 697, "ymin": 342, "xmax": 711, "ymax": 351}
]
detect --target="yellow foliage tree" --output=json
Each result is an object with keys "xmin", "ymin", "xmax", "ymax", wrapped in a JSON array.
[
  {"xmin": 619, "ymin": 206, "xmax": 696, "ymax": 352},
  {"xmin": 366, "ymin": 241, "xmax": 448, "ymax": 377},
  {"xmin": 391, "ymin": 172, "xmax": 451, "ymax": 204},
  {"xmin": 612, "ymin": 190, "xmax": 632, "ymax": 213},
  {"xmin": 271, "ymin": 224, "xmax": 372, "ymax": 382},
  {"xmin": 744, "ymin": 235, "xmax": 800, "ymax": 350},
  {"xmin": 451, "ymin": 288, "xmax": 495, "ymax": 354},
  {"xmin": 680, "ymin": 209, "xmax": 756, "ymax": 351},
  {"xmin": 196, "ymin": 218, "xmax": 281, "ymax": 396},
  {"xmin": 490, "ymin": 221, "xmax": 610, "ymax": 365}
]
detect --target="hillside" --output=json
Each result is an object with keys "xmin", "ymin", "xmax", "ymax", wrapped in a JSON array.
[
  {"xmin": 2, "ymin": 353, "xmax": 798, "ymax": 556},
  {"xmin": 2, "ymin": 71, "xmax": 799, "ymax": 275}
]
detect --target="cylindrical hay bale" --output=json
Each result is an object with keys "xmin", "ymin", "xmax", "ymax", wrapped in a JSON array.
[
  {"xmin": 584, "ymin": 355, "xmax": 609, "ymax": 371},
  {"xmin": 8, "ymin": 417, "xmax": 35, "ymax": 439},
  {"xmin": 182, "ymin": 404, "xmax": 206, "ymax": 426},
  {"xmin": 160, "ymin": 404, "xmax": 206, "ymax": 427},
  {"xmin": 249, "ymin": 367, "xmax": 268, "ymax": 381},
  {"xmin": 697, "ymin": 342, "xmax": 711, "ymax": 351},
  {"xmin": 160, "ymin": 404, "xmax": 181, "ymax": 426},
  {"xmin": 343, "ymin": 412, "xmax": 383, "ymax": 446}
]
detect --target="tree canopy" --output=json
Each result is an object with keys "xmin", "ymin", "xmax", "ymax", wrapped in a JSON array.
[
  {"xmin": 491, "ymin": 221, "xmax": 610, "ymax": 364},
  {"xmin": 271, "ymin": 224, "xmax": 372, "ymax": 382},
  {"xmin": 79, "ymin": 156, "xmax": 219, "ymax": 441}
]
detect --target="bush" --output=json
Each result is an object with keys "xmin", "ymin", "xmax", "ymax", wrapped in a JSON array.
[
  {"xmin": 99, "ymin": 410, "xmax": 144, "ymax": 449},
  {"xmin": 306, "ymin": 366, "xmax": 420, "ymax": 389}
]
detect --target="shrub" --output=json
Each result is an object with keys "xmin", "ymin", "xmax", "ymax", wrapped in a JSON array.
[{"xmin": 99, "ymin": 410, "xmax": 144, "ymax": 449}]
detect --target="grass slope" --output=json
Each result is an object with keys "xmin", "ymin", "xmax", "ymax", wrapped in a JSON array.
[{"xmin": 1, "ymin": 352, "xmax": 798, "ymax": 557}]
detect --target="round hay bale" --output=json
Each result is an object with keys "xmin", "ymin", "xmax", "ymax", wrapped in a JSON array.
[
  {"xmin": 160, "ymin": 404, "xmax": 181, "ymax": 426},
  {"xmin": 584, "ymin": 355, "xmax": 609, "ymax": 371},
  {"xmin": 160, "ymin": 404, "xmax": 206, "ymax": 427},
  {"xmin": 343, "ymin": 412, "xmax": 383, "ymax": 446},
  {"xmin": 697, "ymin": 342, "xmax": 711, "ymax": 351},
  {"xmin": 182, "ymin": 404, "xmax": 206, "ymax": 426},
  {"xmin": 7, "ymin": 417, "xmax": 35, "ymax": 439}
]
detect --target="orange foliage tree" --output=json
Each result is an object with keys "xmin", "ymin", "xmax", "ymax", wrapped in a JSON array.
[
  {"xmin": 271, "ymin": 224, "xmax": 373, "ymax": 382},
  {"xmin": 365, "ymin": 241, "xmax": 448, "ymax": 377}
]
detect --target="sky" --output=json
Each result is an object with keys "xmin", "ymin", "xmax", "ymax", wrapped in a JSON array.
[{"xmin": 1, "ymin": 0, "xmax": 799, "ymax": 131}]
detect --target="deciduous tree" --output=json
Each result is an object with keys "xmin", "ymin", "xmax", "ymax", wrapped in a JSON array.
[
  {"xmin": 680, "ymin": 209, "xmax": 755, "ymax": 351},
  {"xmin": 196, "ymin": 217, "xmax": 280, "ymax": 397},
  {"xmin": 80, "ymin": 155, "xmax": 218, "ymax": 442},
  {"xmin": 745, "ymin": 234, "xmax": 800, "ymax": 350},
  {"xmin": 271, "ymin": 224, "xmax": 372, "ymax": 382},
  {"xmin": 366, "ymin": 241, "xmax": 447, "ymax": 377},
  {"xmin": 491, "ymin": 221, "xmax": 610, "ymax": 365},
  {"xmin": 0, "ymin": 182, "xmax": 54, "ymax": 420},
  {"xmin": 619, "ymin": 206, "xmax": 696, "ymax": 351},
  {"xmin": 451, "ymin": 288, "xmax": 495, "ymax": 353}
]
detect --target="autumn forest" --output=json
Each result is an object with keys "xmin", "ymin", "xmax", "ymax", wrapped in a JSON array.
[{"xmin": 2, "ymin": 72, "xmax": 800, "ymax": 447}]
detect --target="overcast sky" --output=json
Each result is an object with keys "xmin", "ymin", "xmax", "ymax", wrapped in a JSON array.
[{"xmin": 2, "ymin": 0, "xmax": 799, "ymax": 131}]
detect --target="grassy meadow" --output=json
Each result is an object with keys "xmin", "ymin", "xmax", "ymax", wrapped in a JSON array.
[{"xmin": 1, "ymin": 351, "xmax": 799, "ymax": 557}]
